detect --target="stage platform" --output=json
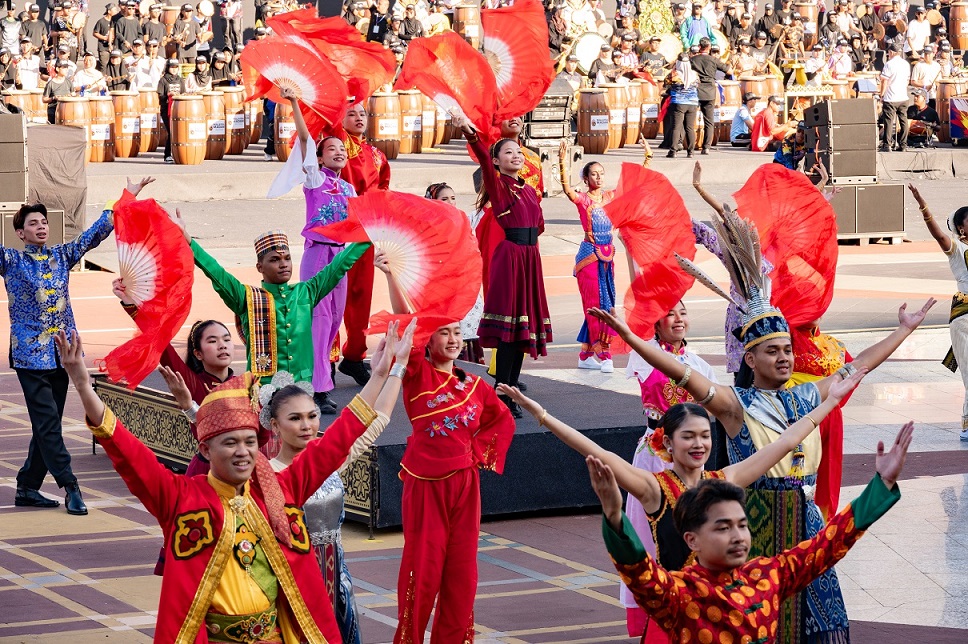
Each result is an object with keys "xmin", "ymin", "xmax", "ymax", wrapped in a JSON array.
[{"xmin": 93, "ymin": 363, "xmax": 645, "ymax": 530}]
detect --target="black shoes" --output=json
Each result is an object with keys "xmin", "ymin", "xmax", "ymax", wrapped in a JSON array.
[
  {"xmin": 314, "ymin": 391, "xmax": 337, "ymax": 415},
  {"xmin": 666, "ymin": 150, "xmax": 676, "ymax": 158},
  {"xmin": 64, "ymin": 483, "xmax": 88, "ymax": 516},
  {"xmin": 514, "ymin": 380, "xmax": 527, "ymax": 393},
  {"xmin": 338, "ymin": 360, "xmax": 371, "ymax": 386},
  {"xmin": 498, "ymin": 394, "xmax": 523, "ymax": 419},
  {"xmin": 700, "ymin": 149, "xmax": 709, "ymax": 155},
  {"xmin": 15, "ymin": 487, "xmax": 59, "ymax": 508}
]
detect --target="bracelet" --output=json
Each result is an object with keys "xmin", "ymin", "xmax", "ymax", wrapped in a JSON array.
[
  {"xmin": 675, "ymin": 366, "xmax": 692, "ymax": 389},
  {"xmin": 804, "ymin": 414, "xmax": 818, "ymax": 430},
  {"xmin": 538, "ymin": 409, "xmax": 548, "ymax": 427},
  {"xmin": 698, "ymin": 386, "xmax": 716, "ymax": 405},
  {"xmin": 389, "ymin": 363, "xmax": 406, "ymax": 379},
  {"xmin": 181, "ymin": 401, "xmax": 200, "ymax": 423},
  {"xmin": 835, "ymin": 363, "xmax": 857, "ymax": 381}
]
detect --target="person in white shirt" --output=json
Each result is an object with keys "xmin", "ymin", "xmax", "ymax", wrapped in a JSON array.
[
  {"xmin": 803, "ymin": 43, "xmax": 826, "ymax": 85},
  {"xmin": 145, "ymin": 39, "xmax": 167, "ymax": 87},
  {"xmin": 827, "ymin": 39, "xmax": 853, "ymax": 79},
  {"xmin": 906, "ymin": 8, "xmax": 932, "ymax": 54},
  {"xmin": 221, "ymin": 0, "xmax": 243, "ymax": 51},
  {"xmin": 71, "ymin": 52, "xmax": 108, "ymax": 94},
  {"xmin": 911, "ymin": 44, "xmax": 943, "ymax": 103},
  {"xmin": 51, "ymin": 46, "xmax": 76, "ymax": 82},
  {"xmin": 571, "ymin": 0, "xmax": 606, "ymax": 34},
  {"xmin": 879, "ymin": 44, "xmax": 910, "ymax": 151},
  {"xmin": 15, "ymin": 38, "xmax": 42, "ymax": 90},
  {"xmin": 702, "ymin": 0, "xmax": 725, "ymax": 27},
  {"xmin": 125, "ymin": 40, "xmax": 156, "ymax": 89}
]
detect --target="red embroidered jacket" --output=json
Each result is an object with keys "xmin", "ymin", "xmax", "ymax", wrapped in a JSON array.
[{"xmin": 332, "ymin": 128, "xmax": 391, "ymax": 196}]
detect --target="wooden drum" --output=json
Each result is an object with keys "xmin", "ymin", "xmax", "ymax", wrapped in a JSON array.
[
  {"xmin": 202, "ymin": 90, "xmax": 225, "ymax": 161},
  {"xmin": 453, "ymin": 4, "xmax": 482, "ymax": 50},
  {"xmin": 139, "ymin": 88, "xmax": 161, "ymax": 152},
  {"xmin": 951, "ymin": 3, "xmax": 968, "ymax": 50},
  {"xmin": 249, "ymin": 99, "xmax": 263, "ymax": 144},
  {"xmin": 640, "ymin": 80, "xmax": 660, "ymax": 140},
  {"xmin": 796, "ymin": 2, "xmax": 820, "ymax": 49},
  {"xmin": 602, "ymin": 83, "xmax": 628, "ymax": 150},
  {"xmin": 1, "ymin": 90, "xmax": 31, "ymax": 116},
  {"xmin": 170, "ymin": 94, "xmax": 206, "ymax": 165},
  {"xmin": 221, "ymin": 86, "xmax": 246, "ymax": 155},
  {"xmin": 366, "ymin": 92, "xmax": 401, "ymax": 160},
  {"xmin": 762, "ymin": 75, "xmax": 784, "ymax": 101},
  {"xmin": 111, "ymin": 91, "xmax": 141, "ymax": 158},
  {"xmin": 938, "ymin": 79, "xmax": 967, "ymax": 142},
  {"xmin": 420, "ymin": 93, "xmax": 437, "ymax": 150},
  {"xmin": 829, "ymin": 79, "xmax": 850, "ymax": 100},
  {"xmin": 398, "ymin": 89, "xmax": 423, "ymax": 154},
  {"xmin": 273, "ymin": 99, "xmax": 295, "ymax": 162},
  {"xmin": 718, "ymin": 80, "xmax": 742, "ymax": 145},
  {"xmin": 577, "ymin": 88, "xmax": 609, "ymax": 155},
  {"xmin": 86, "ymin": 95, "xmax": 115, "ymax": 163},
  {"xmin": 56, "ymin": 97, "xmax": 92, "ymax": 161},
  {"xmin": 28, "ymin": 89, "xmax": 45, "ymax": 124},
  {"xmin": 625, "ymin": 81, "xmax": 643, "ymax": 146},
  {"xmin": 437, "ymin": 105, "xmax": 451, "ymax": 145}
]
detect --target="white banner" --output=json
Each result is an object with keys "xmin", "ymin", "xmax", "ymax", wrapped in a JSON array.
[
  {"xmin": 90, "ymin": 124, "xmax": 111, "ymax": 141},
  {"xmin": 403, "ymin": 115, "xmax": 422, "ymax": 132},
  {"xmin": 208, "ymin": 119, "xmax": 226, "ymax": 136},
  {"xmin": 121, "ymin": 117, "xmax": 140, "ymax": 134},
  {"xmin": 140, "ymin": 113, "xmax": 158, "ymax": 128},
  {"xmin": 227, "ymin": 113, "xmax": 245, "ymax": 130},
  {"xmin": 378, "ymin": 118, "xmax": 399, "ymax": 136},
  {"xmin": 188, "ymin": 122, "xmax": 207, "ymax": 140},
  {"xmin": 609, "ymin": 108, "xmax": 627, "ymax": 125}
]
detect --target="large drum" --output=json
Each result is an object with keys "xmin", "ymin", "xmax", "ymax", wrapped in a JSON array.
[
  {"xmin": 938, "ymin": 78, "xmax": 967, "ymax": 142},
  {"xmin": 762, "ymin": 75, "xmax": 784, "ymax": 101},
  {"xmin": 139, "ymin": 88, "xmax": 161, "ymax": 152},
  {"xmin": 625, "ymin": 81, "xmax": 643, "ymax": 146},
  {"xmin": 577, "ymin": 88, "xmax": 609, "ymax": 154},
  {"xmin": 602, "ymin": 83, "xmax": 628, "ymax": 150},
  {"xmin": 951, "ymin": 3, "xmax": 968, "ymax": 50},
  {"xmin": 222, "ymin": 86, "xmax": 247, "ymax": 155},
  {"xmin": 640, "ymin": 80, "xmax": 661, "ymax": 140},
  {"xmin": 1, "ymin": 90, "xmax": 30, "ymax": 116},
  {"xmin": 170, "ymin": 94, "xmax": 206, "ymax": 165},
  {"xmin": 438, "ymin": 106, "xmax": 453, "ymax": 145},
  {"xmin": 367, "ymin": 92, "xmax": 401, "ymax": 160},
  {"xmin": 420, "ymin": 93, "xmax": 437, "ymax": 150},
  {"xmin": 111, "ymin": 91, "xmax": 141, "ymax": 158},
  {"xmin": 718, "ymin": 80, "xmax": 742, "ymax": 144},
  {"xmin": 249, "ymin": 99, "xmax": 263, "ymax": 144},
  {"xmin": 273, "ymin": 99, "xmax": 295, "ymax": 162},
  {"xmin": 740, "ymin": 75, "xmax": 768, "ymax": 113},
  {"xmin": 573, "ymin": 32, "xmax": 609, "ymax": 75},
  {"xmin": 828, "ymin": 79, "xmax": 850, "ymax": 100},
  {"xmin": 432, "ymin": 103, "xmax": 447, "ymax": 146},
  {"xmin": 57, "ymin": 97, "xmax": 91, "ymax": 160},
  {"xmin": 796, "ymin": 2, "xmax": 820, "ymax": 48},
  {"xmin": 202, "ymin": 90, "xmax": 225, "ymax": 160},
  {"xmin": 453, "ymin": 4, "xmax": 482, "ymax": 50},
  {"xmin": 398, "ymin": 89, "xmax": 423, "ymax": 154},
  {"xmin": 87, "ymin": 95, "xmax": 115, "ymax": 163},
  {"xmin": 28, "ymin": 88, "xmax": 45, "ymax": 124}
]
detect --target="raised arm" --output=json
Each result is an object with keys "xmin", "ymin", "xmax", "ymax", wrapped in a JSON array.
[
  {"xmin": 558, "ymin": 139, "xmax": 580, "ymax": 203},
  {"xmin": 692, "ymin": 162, "xmax": 726, "ymax": 217},
  {"xmin": 374, "ymin": 247, "xmax": 411, "ymax": 314},
  {"xmin": 908, "ymin": 183, "xmax": 951, "ymax": 253},
  {"xmin": 724, "ymin": 368, "xmax": 867, "ymax": 488},
  {"xmin": 280, "ymin": 87, "xmax": 310, "ymax": 153}
]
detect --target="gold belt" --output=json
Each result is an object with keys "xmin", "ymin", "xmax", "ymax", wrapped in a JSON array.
[{"xmin": 205, "ymin": 608, "xmax": 280, "ymax": 643}]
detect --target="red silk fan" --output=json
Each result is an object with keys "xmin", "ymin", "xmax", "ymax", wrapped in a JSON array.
[
  {"xmin": 733, "ymin": 164, "xmax": 839, "ymax": 327},
  {"xmin": 481, "ymin": 0, "xmax": 555, "ymax": 125},
  {"xmin": 240, "ymin": 36, "xmax": 349, "ymax": 129},
  {"xmin": 267, "ymin": 9, "xmax": 395, "ymax": 102},
  {"xmin": 395, "ymin": 32, "xmax": 498, "ymax": 137},
  {"xmin": 312, "ymin": 190, "xmax": 483, "ymax": 336},
  {"xmin": 101, "ymin": 197, "xmax": 194, "ymax": 388}
]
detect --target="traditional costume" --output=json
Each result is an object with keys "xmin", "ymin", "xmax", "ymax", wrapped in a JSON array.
[
  {"xmin": 191, "ymin": 231, "xmax": 369, "ymax": 384},
  {"xmin": 394, "ymin": 349, "xmax": 516, "ymax": 644},
  {"xmin": 88, "ymin": 373, "xmax": 388, "ymax": 643},
  {"xmin": 571, "ymin": 190, "xmax": 619, "ymax": 363},
  {"xmin": 940, "ymin": 216, "xmax": 968, "ymax": 431},
  {"xmin": 605, "ymin": 474, "xmax": 901, "ymax": 644}
]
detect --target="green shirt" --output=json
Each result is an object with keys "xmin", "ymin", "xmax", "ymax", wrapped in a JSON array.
[{"xmin": 191, "ymin": 240, "xmax": 371, "ymax": 384}]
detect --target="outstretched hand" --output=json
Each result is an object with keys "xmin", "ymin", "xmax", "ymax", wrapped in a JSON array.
[
  {"xmin": 875, "ymin": 421, "xmax": 914, "ymax": 489},
  {"xmin": 170, "ymin": 208, "xmax": 189, "ymax": 241},
  {"xmin": 906, "ymin": 183, "xmax": 927, "ymax": 208},
  {"xmin": 587, "ymin": 307, "xmax": 631, "ymax": 339},
  {"xmin": 126, "ymin": 176, "xmax": 156, "ymax": 198},
  {"xmin": 370, "ymin": 327, "xmax": 394, "ymax": 379},
  {"xmin": 496, "ymin": 384, "xmax": 542, "ymax": 417},
  {"xmin": 586, "ymin": 455, "xmax": 624, "ymax": 529},
  {"xmin": 828, "ymin": 367, "xmax": 867, "ymax": 403},
  {"xmin": 394, "ymin": 318, "xmax": 417, "ymax": 365},
  {"xmin": 54, "ymin": 330, "xmax": 89, "ymax": 391},
  {"xmin": 898, "ymin": 298, "xmax": 937, "ymax": 331},
  {"xmin": 692, "ymin": 161, "xmax": 702, "ymax": 185},
  {"xmin": 158, "ymin": 365, "xmax": 193, "ymax": 411}
]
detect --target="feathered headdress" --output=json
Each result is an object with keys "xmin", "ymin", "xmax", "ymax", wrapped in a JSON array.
[{"xmin": 675, "ymin": 207, "xmax": 790, "ymax": 351}]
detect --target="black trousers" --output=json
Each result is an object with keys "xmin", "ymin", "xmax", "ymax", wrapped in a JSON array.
[
  {"xmin": 16, "ymin": 367, "xmax": 75, "ymax": 490},
  {"xmin": 264, "ymin": 99, "xmax": 276, "ymax": 155},
  {"xmin": 660, "ymin": 95, "xmax": 675, "ymax": 148},
  {"xmin": 698, "ymin": 99, "xmax": 716, "ymax": 150},
  {"xmin": 162, "ymin": 109, "xmax": 172, "ymax": 158},
  {"xmin": 670, "ymin": 103, "xmax": 697, "ymax": 152},
  {"xmin": 493, "ymin": 341, "xmax": 525, "ymax": 387},
  {"xmin": 882, "ymin": 100, "xmax": 908, "ymax": 149}
]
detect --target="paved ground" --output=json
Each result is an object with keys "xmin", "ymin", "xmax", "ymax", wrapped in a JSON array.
[{"xmin": 1, "ymin": 141, "xmax": 967, "ymax": 642}]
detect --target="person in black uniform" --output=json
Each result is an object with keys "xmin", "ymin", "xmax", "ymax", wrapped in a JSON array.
[
  {"xmin": 91, "ymin": 5, "xmax": 115, "ymax": 70},
  {"xmin": 639, "ymin": 35, "xmax": 666, "ymax": 76},
  {"xmin": 114, "ymin": 1, "xmax": 142, "ymax": 54},
  {"xmin": 906, "ymin": 88, "xmax": 940, "ymax": 148},
  {"xmin": 158, "ymin": 58, "xmax": 184, "ymax": 163},
  {"xmin": 757, "ymin": 4, "xmax": 780, "ymax": 45},
  {"xmin": 210, "ymin": 51, "xmax": 233, "ymax": 87},
  {"xmin": 19, "ymin": 4, "xmax": 48, "ymax": 63},
  {"xmin": 141, "ymin": 4, "xmax": 166, "ymax": 49},
  {"xmin": 690, "ymin": 37, "xmax": 732, "ymax": 154},
  {"xmin": 366, "ymin": 0, "xmax": 391, "ymax": 43},
  {"xmin": 172, "ymin": 4, "xmax": 201, "ymax": 63},
  {"xmin": 103, "ymin": 49, "xmax": 128, "ymax": 90}
]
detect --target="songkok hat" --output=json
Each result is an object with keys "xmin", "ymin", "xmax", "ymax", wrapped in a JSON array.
[{"xmin": 254, "ymin": 230, "xmax": 289, "ymax": 260}]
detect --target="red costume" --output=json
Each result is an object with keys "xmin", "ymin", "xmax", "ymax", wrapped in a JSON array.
[
  {"xmin": 89, "ymin": 385, "xmax": 378, "ymax": 643},
  {"xmin": 394, "ymin": 351, "xmax": 515, "ymax": 644},
  {"xmin": 336, "ymin": 129, "xmax": 391, "ymax": 362}
]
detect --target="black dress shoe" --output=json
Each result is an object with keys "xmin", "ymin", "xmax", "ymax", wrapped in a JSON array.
[
  {"xmin": 700, "ymin": 149, "xmax": 709, "ymax": 155},
  {"xmin": 498, "ymin": 394, "xmax": 523, "ymax": 419},
  {"xmin": 314, "ymin": 391, "xmax": 338, "ymax": 415},
  {"xmin": 514, "ymin": 380, "xmax": 527, "ymax": 392},
  {"xmin": 64, "ymin": 484, "xmax": 88, "ymax": 516},
  {"xmin": 338, "ymin": 360, "xmax": 371, "ymax": 386},
  {"xmin": 686, "ymin": 151, "xmax": 694, "ymax": 158},
  {"xmin": 15, "ymin": 487, "xmax": 60, "ymax": 508},
  {"xmin": 666, "ymin": 150, "xmax": 676, "ymax": 158}
]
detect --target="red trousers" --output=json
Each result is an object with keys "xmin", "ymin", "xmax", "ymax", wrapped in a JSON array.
[
  {"xmin": 815, "ymin": 405, "xmax": 844, "ymax": 521},
  {"xmin": 394, "ymin": 468, "xmax": 480, "ymax": 644},
  {"xmin": 342, "ymin": 245, "xmax": 374, "ymax": 362}
]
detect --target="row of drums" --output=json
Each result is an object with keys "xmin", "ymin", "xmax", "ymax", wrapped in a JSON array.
[{"xmin": 363, "ymin": 90, "xmax": 460, "ymax": 160}]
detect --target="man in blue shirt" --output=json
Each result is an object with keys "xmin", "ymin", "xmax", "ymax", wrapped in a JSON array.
[
  {"xmin": 680, "ymin": 3, "xmax": 716, "ymax": 50},
  {"xmin": 730, "ymin": 91, "xmax": 758, "ymax": 147},
  {"xmin": 5, "ymin": 177, "xmax": 154, "ymax": 515}
]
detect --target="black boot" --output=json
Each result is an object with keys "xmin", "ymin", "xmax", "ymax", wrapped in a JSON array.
[
  {"xmin": 513, "ymin": 380, "xmax": 527, "ymax": 392},
  {"xmin": 15, "ymin": 487, "xmax": 60, "ymax": 508},
  {"xmin": 498, "ymin": 394, "xmax": 523, "ymax": 419},
  {"xmin": 338, "ymin": 360, "xmax": 371, "ymax": 386},
  {"xmin": 64, "ymin": 483, "xmax": 88, "ymax": 516},
  {"xmin": 314, "ymin": 391, "xmax": 337, "ymax": 415}
]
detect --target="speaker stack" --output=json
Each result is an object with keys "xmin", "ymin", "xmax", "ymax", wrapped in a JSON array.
[{"xmin": 803, "ymin": 99, "xmax": 905, "ymax": 243}]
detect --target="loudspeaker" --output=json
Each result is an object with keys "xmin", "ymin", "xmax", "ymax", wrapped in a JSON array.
[
  {"xmin": 805, "ymin": 149, "xmax": 878, "ymax": 180},
  {"xmin": 539, "ymin": 144, "xmax": 583, "ymax": 198},
  {"xmin": 524, "ymin": 121, "xmax": 571, "ymax": 141},
  {"xmin": 0, "ymin": 113, "xmax": 28, "ymax": 207},
  {"xmin": 806, "ymin": 123, "xmax": 878, "ymax": 151},
  {"xmin": 828, "ymin": 184, "xmax": 904, "ymax": 237},
  {"xmin": 803, "ymin": 98, "xmax": 878, "ymax": 127}
]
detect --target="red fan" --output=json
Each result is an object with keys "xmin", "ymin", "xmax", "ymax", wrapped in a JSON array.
[
  {"xmin": 482, "ymin": 0, "xmax": 555, "ymax": 125},
  {"xmin": 240, "ymin": 36, "xmax": 349, "ymax": 129},
  {"xmin": 101, "ymin": 197, "xmax": 194, "ymax": 388},
  {"xmin": 733, "ymin": 164, "xmax": 839, "ymax": 326},
  {"xmin": 267, "ymin": 10, "xmax": 395, "ymax": 102},
  {"xmin": 622, "ymin": 259, "xmax": 695, "ymax": 344},
  {"xmin": 395, "ymin": 32, "xmax": 498, "ymax": 137},
  {"xmin": 312, "ymin": 190, "xmax": 482, "ymax": 325}
]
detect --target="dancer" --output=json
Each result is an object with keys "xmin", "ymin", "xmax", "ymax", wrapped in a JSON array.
[
  {"xmin": 58, "ymin": 320, "xmax": 414, "ymax": 642},
  {"xmin": 460, "ymin": 115, "xmax": 552, "ymax": 417},
  {"xmin": 266, "ymin": 373, "xmax": 369, "ymax": 644},
  {"xmin": 374, "ymin": 250, "xmax": 516, "ymax": 644},
  {"xmin": 425, "ymin": 181, "xmax": 485, "ymax": 364},
  {"xmin": 909, "ymin": 185, "xmax": 968, "ymax": 440},
  {"xmin": 174, "ymin": 212, "xmax": 369, "ymax": 387},
  {"xmin": 7, "ymin": 177, "xmax": 154, "ymax": 516},
  {"xmin": 270, "ymin": 87, "xmax": 358, "ymax": 415},
  {"xmin": 501, "ymin": 364, "xmax": 864, "ymax": 642},
  {"xmin": 590, "ymin": 421, "xmax": 912, "ymax": 644}
]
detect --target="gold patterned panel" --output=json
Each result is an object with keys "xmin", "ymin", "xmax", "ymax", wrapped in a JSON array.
[{"xmin": 339, "ymin": 448, "xmax": 377, "ymax": 526}]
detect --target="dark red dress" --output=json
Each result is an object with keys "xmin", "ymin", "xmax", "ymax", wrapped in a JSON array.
[{"xmin": 468, "ymin": 135, "xmax": 553, "ymax": 358}]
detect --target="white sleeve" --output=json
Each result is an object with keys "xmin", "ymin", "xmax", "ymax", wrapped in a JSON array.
[{"xmin": 266, "ymin": 138, "xmax": 323, "ymax": 198}]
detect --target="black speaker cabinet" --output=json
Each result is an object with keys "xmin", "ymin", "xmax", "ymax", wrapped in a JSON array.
[
  {"xmin": 829, "ymin": 184, "xmax": 905, "ymax": 239},
  {"xmin": 805, "ymin": 123, "xmax": 878, "ymax": 151},
  {"xmin": 0, "ymin": 113, "xmax": 28, "ymax": 208},
  {"xmin": 539, "ymin": 144, "xmax": 583, "ymax": 198},
  {"xmin": 805, "ymin": 149, "xmax": 878, "ymax": 180},
  {"xmin": 803, "ymin": 98, "xmax": 878, "ymax": 127}
]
